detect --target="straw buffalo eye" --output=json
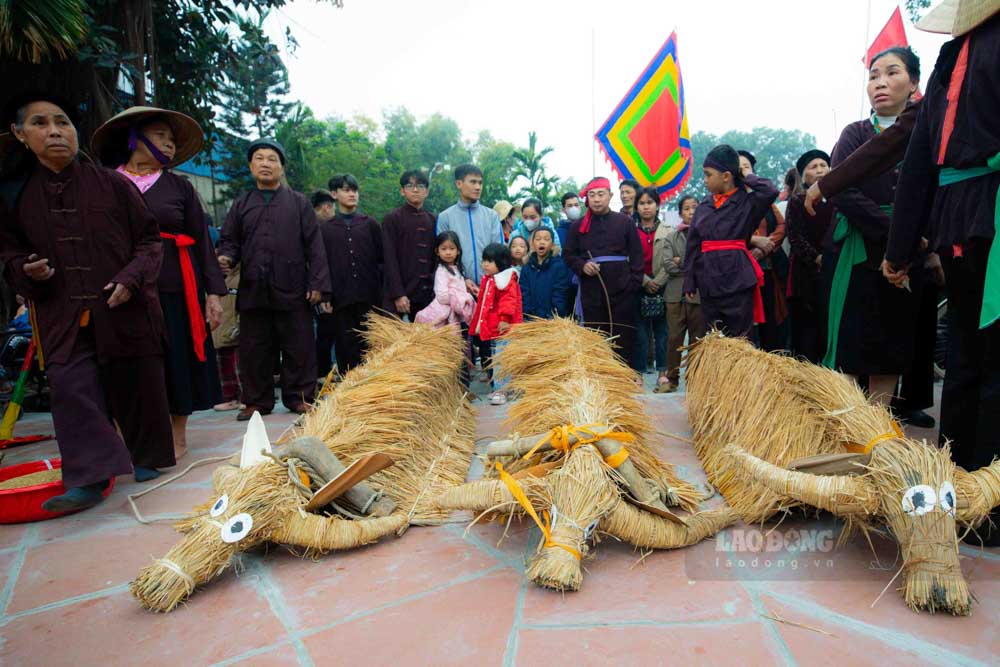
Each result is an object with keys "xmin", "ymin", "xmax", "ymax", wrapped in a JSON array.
[
  {"xmin": 220, "ymin": 513, "xmax": 254, "ymax": 543},
  {"xmin": 901, "ymin": 485, "xmax": 937, "ymax": 516},
  {"xmin": 938, "ymin": 482, "xmax": 957, "ymax": 516},
  {"xmin": 210, "ymin": 494, "xmax": 229, "ymax": 518}
]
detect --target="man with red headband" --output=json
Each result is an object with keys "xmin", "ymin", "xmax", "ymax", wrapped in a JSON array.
[{"xmin": 564, "ymin": 177, "xmax": 645, "ymax": 364}]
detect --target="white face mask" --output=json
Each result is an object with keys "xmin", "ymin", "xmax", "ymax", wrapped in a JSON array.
[
  {"xmin": 566, "ymin": 205, "xmax": 583, "ymax": 221},
  {"xmin": 524, "ymin": 218, "xmax": 540, "ymax": 231}
]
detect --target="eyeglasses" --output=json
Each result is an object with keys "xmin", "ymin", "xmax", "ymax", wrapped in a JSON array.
[{"xmin": 403, "ymin": 184, "xmax": 428, "ymax": 191}]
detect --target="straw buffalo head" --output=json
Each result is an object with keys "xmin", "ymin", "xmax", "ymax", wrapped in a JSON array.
[
  {"xmin": 725, "ymin": 438, "xmax": 1000, "ymax": 615},
  {"xmin": 131, "ymin": 414, "xmax": 404, "ymax": 612}
]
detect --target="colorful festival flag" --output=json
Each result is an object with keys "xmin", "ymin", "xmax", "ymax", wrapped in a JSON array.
[{"xmin": 595, "ymin": 31, "xmax": 691, "ymax": 201}]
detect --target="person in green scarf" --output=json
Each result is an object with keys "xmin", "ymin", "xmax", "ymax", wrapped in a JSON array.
[
  {"xmin": 822, "ymin": 47, "xmax": 923, "ymax": 409},
  {"xmin": 882, "ymin": 2, "xmax": 1000, "ymax": 545}
]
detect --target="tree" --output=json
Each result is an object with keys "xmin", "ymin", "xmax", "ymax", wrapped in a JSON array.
[
  {"xmin": 472, "ymin": 131, "xmax": 518, "ymax": 208},
  {"xmin": 904, "ymin": 0, "xmax": 932, "ymax": 22},
  {"xmin": 217, "ymin": 11, "xmax": 294, "ymax": 197},
  {"xmin": 0, "ymin": 0, "xmax": 89, "ymax": 63},
  {"xmin": 511, "ymin": 131, "xmax": 559, "ymax": 203},
  {"xmin": 675, "ymin": 127, "xmax": 817, "ymax": 201}
]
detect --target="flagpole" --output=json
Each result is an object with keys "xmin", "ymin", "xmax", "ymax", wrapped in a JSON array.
[
  {"xmin": 861, "ymin": 0, "xmax": 872, "ymax": 118},
  {"xmin": 591, "ymin": 26, "xmax": 597, "ymax": 175}
]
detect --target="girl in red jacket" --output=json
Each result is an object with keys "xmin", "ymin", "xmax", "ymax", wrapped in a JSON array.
[{"xmin": 470, "ymin": 242, "xmax": 523, "ymax": 405}]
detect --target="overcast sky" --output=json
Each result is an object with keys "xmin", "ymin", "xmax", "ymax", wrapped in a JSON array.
[{"xmin": 265, "ymin": 0, "xmax": 948, "ymax": 189}]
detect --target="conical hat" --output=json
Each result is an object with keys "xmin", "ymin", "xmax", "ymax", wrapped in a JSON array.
[
  {"xmin": 91, "ymin": 106, "xmax": 203, "ymax": 169},
  {"xmin": 916, "ymin": 0, "xmax": 1000, "ymax": 35}
]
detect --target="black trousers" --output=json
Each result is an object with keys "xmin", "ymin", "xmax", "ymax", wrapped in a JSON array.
[
  {"xmin": 46, "ymin": 328, "xmax": 172, "ymax": 486},
  {"xmin": 240, "ymin": 306, "xmax": 316, "ymax": 411},
  {"xmin": 939, "ymin": 246, "xmax": 1000, "ymax": 471},
  {"xmin": 331, "ymin": 302, "xmax": 372, "ymax": 375},
  {"xmin": 315, "ymin": 313, "xmax": 337, "ymax": 379},
  {"xmin": 894, "ymin": 280, "xmax": 939, "ymax": 412},
  {"xmin": 702, "ymin": 288, "xmax": 756, "ymax": 340},
  {"xmin": 789, "ymin": 300, "xmax": 826, "ymax": 364}
]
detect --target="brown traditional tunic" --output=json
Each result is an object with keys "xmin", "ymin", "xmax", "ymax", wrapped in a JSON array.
[
  {"xmin": 319, "ymin": 212, "xmax": 382, "ymax": 373},
  {"xmin": 381, "ymin": 203, "xmax": 436, "ymax": 315},
  {"xmin": 887, "ymin": 15, "xmax": 1000, "ymax": 470},
  {"xmin": 564, "ymin": 211, "xmax": 644, "ymax": 362},
  {"xmin": 143, "ymin": 170, "xmax": 226, "ymax": 415},
  {"xmin": 219, "ymin": 186, "xmax": 330, "ymax": 410},
  {"xmin": 0, "ymin": 160, "xmax": 173, "ymax": 484}
]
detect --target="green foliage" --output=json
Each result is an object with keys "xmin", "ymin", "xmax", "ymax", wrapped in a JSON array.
[
  {"xmin": 511, "ymin": 131, "xmax": 559, "ymax": 205},
  {"xmin": 217, "ymin": 10, "xmax": 294, "ymax": 197},
  {"xmin": 904, "ymin": 0, "xmax": 932, "ymax": 22},
  {"xmin": 0, "ymin": 0, "xmax": 90, "ymax": 63},
  {"xmin": 677, "ymin": 127, "xmax": 818, "ymax": 202}
]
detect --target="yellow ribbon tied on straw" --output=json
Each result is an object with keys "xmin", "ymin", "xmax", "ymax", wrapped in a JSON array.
[
  {"xmin": 496, "ymin": 462, "xmax": 582, "ymax": 560},
  {"xmin": 521, "ymin": 423, "xmax": 635, "ymax": 468},
  {"xmin": 844, "ymin": 420, "xmax": 905, "ymax": 454}
]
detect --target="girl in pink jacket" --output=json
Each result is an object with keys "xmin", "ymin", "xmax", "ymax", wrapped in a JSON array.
[{"xmin": 415, "ymin": 232, "xmax": 475, "ymax": 327}]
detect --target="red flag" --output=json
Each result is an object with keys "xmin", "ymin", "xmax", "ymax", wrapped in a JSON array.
[{"xmin": 865, "ymin": 7, "xmax": 908, "ymax": 66}]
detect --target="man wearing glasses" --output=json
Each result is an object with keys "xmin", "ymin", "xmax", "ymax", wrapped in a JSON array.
[{"xmin": 381, "ymin": 170, "xmax": 437, "ymax": 319}]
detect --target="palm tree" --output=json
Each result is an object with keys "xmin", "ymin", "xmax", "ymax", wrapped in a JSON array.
[
  {"xmin": 0, "ymin": 0, "xmax": 89, "ymax": 63},
  {"xmin": 512, "ymin": 131, "xmax": 558, "ymax": 202}
]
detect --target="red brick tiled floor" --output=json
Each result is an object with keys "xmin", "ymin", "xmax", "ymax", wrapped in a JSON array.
[{"xmin": 2, "ymin": 378, "xmax": 998, "ymax": 666}]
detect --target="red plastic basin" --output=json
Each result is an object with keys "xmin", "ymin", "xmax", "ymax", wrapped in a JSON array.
[{"xmin": 0, "ymin": 459, "xmax": 115, "ymax": 524}]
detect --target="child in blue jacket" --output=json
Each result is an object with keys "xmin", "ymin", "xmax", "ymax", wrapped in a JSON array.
[{"xmin": 520, "ymin": 227, "xmax": 572, "ymax": 319}]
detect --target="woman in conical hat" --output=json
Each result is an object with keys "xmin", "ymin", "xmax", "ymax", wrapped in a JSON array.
[
  {"xmin": 883, "ymin": 0, "xmax": 1000, "ymax": 543},
  {"xmin": 92, "ymin": 107, "xmax": 227, "ymax": 476},
  {"xmin": 0, "ymin": 93, "xmax": 174, "ymax": 511}
]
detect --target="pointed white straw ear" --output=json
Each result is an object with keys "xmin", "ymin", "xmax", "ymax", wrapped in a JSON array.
[{"xmin": 239, "ymin": 412, "xmax": 273, "ymax": 469}]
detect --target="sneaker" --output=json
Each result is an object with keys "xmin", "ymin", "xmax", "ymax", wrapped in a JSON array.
[{"xmin": 490, "ymin": 391, "xmax": 507, "ymax": 406}]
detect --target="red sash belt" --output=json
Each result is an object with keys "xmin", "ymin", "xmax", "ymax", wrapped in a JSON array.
[
  {"xmin": 160, "ymin": 232, "xmax": 207, "ymax": 361},
  {"xmin": 701, "ymin": 240, "xmax": 766, "ymax": 324}
]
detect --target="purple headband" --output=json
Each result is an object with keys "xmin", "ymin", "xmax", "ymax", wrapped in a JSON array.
[{"xmin": 128, "ymin": 125, "xmax": 171, "ymax": 165}]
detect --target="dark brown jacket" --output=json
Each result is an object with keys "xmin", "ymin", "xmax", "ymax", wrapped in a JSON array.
[
  {"xmin": 0, "ymin": 161, "xmax": 165, "ymax": 364},
  {"xmin": 219, "ymin": 186, "xmax": 330, "ymax": 311}
]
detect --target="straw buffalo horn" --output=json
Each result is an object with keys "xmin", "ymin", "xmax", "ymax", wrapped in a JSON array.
[
  {"xmin": 954, "ymin": 460, "xmax": 1000, "ymax": 521},
  {"xmin": 485, "ymin": 425, "xmax": 623, "ymax": 458},
  {"xmin": 486, "ymin": 427, "xmax": 669, "ymax": 511},
  {"xmin": 600, "ymin": 502, "xmax": 737, "ymax": 548},
  {"xmin": 279, "ymin": 437, "xmax": 392, "ymax": 516},
  {"xmin": 724, "ymin": 445, "xmax": 878, "ymax": 517},
  {"xmin": 272, "ymin": 511, "xmax": 408, "ymax": 551}
]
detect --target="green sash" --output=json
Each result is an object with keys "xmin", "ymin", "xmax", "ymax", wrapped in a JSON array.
[
  {"xmin": 938, "ymin": 152, "xmax": 1000, "ymax": 329},
  {"xmin": 821, "ymin": 205, "xmax": 893, "ymax": 369}
]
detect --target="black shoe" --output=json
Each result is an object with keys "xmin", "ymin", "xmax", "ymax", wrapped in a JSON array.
[
  {"xmin": 237, "ymin": 406, "xmax": 272, "ymax": 421},
  {"xmin": 41, "ymin": 481, "xmax": 108, "ymax": 513},
  {"xmin": 900, "ymin": 409, "xmax": 936, "ymax": 429},
  {"xmin": 133, "ymin": 466, "xmax": 161, "ymax": 483}
]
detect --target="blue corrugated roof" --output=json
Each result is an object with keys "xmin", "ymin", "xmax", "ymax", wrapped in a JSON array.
[{"xmin": 175, "ymin": 141, "xmax": 232, "ymax": 181}]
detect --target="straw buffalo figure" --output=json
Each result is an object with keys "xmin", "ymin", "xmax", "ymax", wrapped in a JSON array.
[
  {"xmin": 685, "ymin": 333, "xmax": 1000, "ymax": 615},
  {"xmin": 434, "ymin": 318, "xmax": 734, "ymax": 591},
  {"xmin": 132, "ymin": 315, "xmax": 475, "ymax": 611},
  {"xmin": 726, "ymin": 440, "xmax": 1000, "ymax": 615}
]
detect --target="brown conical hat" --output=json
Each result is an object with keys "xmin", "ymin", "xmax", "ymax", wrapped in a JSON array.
[
  {"xmin": 916, "ymin": 0, "xmax": 1000, "ymax": 36},
  {"xmin": 91, "ymin": 106, "xmax": 203, "ymax": 169}
]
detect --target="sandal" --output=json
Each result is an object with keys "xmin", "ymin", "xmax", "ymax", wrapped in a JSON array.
[{"xmin": 652, "ymin": 377, "xmax": 674, "ymax": 394}]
